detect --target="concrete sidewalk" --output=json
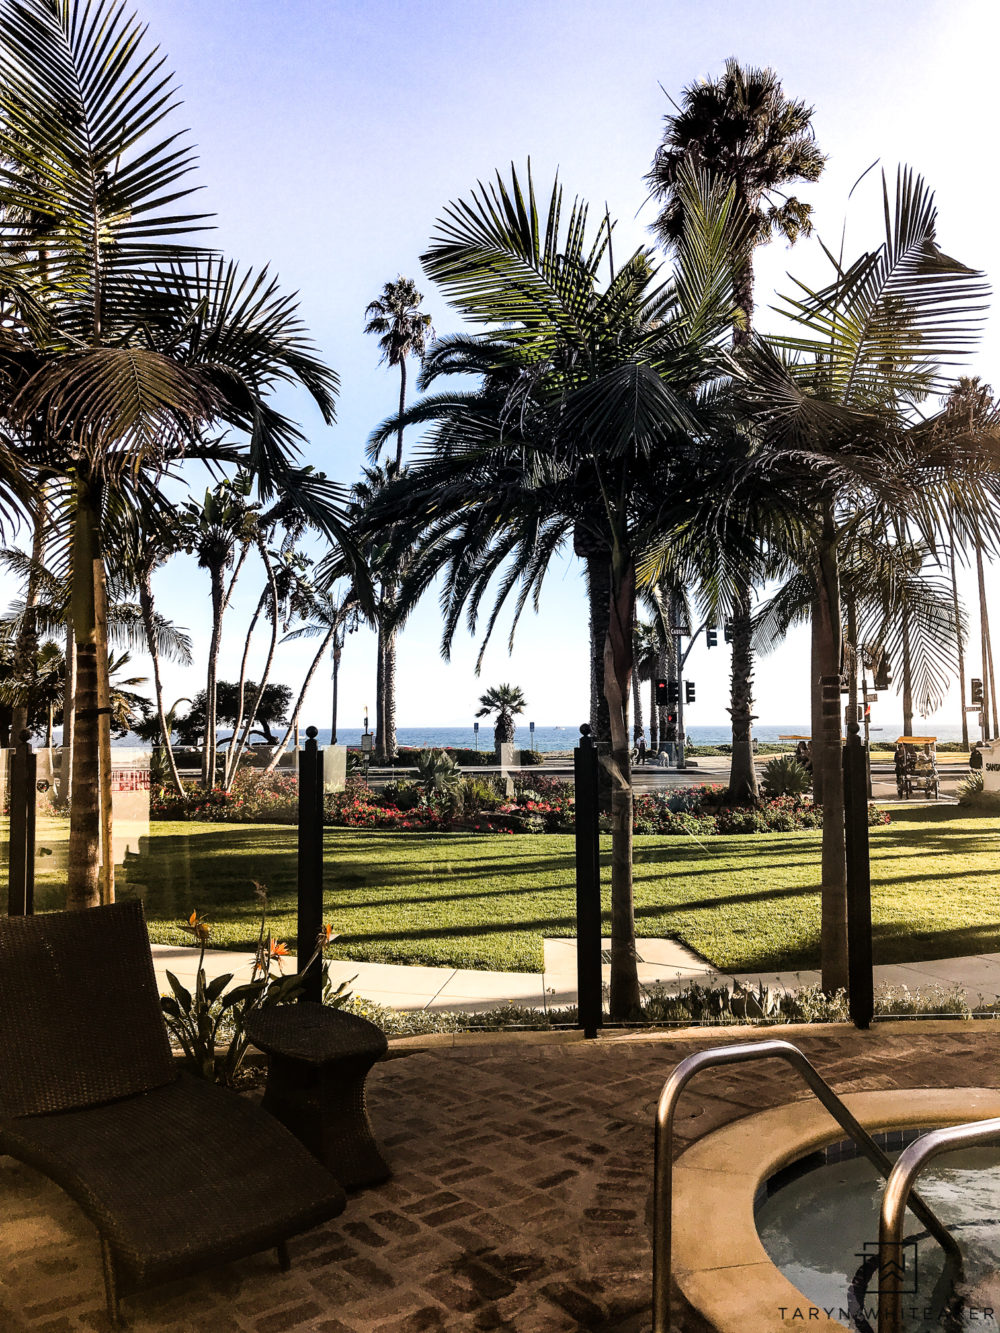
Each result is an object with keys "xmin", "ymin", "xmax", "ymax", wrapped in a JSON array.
[{"xmin": 152, "ymin": 932, "xmax": 1000, "ymax": 1014}]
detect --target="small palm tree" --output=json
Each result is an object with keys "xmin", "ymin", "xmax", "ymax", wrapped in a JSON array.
[
  {"xmin": 475, "ymin": 685, "xmax": 526, "ymax": 758},
  {"xmin": 364, "ymin": 277, "xmax": 433, "ymax": 474}
]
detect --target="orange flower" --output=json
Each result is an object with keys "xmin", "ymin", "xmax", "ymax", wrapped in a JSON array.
[
  {"xmin": 269, "ymin": 938, "xmax": 290, "ymax": 971},
  {"xmin": 180, "ymin": 909, "xmax": 211, "ymax": 944},
  {"xmin": 318, "ymin": 922, "xmax": 338, "ymax": 948}
]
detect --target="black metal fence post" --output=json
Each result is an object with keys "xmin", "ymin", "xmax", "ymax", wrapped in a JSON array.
[
  {"xmin": 7, "ymin": 730, "xmax": 36, "ymax": 917},
  {"xmin": 297, "ymin": 725, "xmax": 324, "ymax": 1003},
  {"xmin": 843, "ymin": 721, "xmax": 874, "ymax": 1030},
  {"xmin": 574, "ymin": 724, "xmax": 602, "ymax": 1038}
]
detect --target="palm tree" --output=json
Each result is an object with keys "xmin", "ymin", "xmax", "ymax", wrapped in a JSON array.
[
  {"xmin": 727, "ymin": 169, "xmax": 992, "ymax": 989},
  {"xmin": 364, "ymin": 163, "xmax": 744, "ymax": 1017},
  {"xmin": 364, "ymin": 277, "xmax": 433, "ymax": 474},
  {"xmin": 0, "ymin": 0, "xmax": 358, "ymax": 907},
  {"xmin": 475, "ymin": 684, "xmax": 526, "ymax": 757},
  {"xmin": 941, "ymin": 378, "xmax": 999, "ymax": 741},
  {"xmin": 647, "ymin": 58, "xmax": 825, "ymax": 801},
  {"xmin": 350, "ymin": 465, "xmax": 422, "ymax": 763},
  {"xmin": 178, "ymin": 477, "xmax": 260, "ymax": 788},
  {"xmin": 634, "ymin": 620, "xmax": 663, "ymax": 749},
  {"xmin": 263, "ymin": 585, "xmax": 358, "ymax": 771}
]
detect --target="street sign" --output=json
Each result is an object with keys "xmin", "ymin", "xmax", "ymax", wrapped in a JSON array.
[
  {"xmin": 669, "ymin": 628, "xmax": 691, "ymax": 636},
  {"xmin": 361, "ymin": 733, "xmax": 373, "ymax": 754},
  {"xmin": 965, "ymin": 705, "xmax": 982, "ymax": 712},
  {"xmin": 866, "ymin": 693, "xmax": 878, "ymax": 703}
]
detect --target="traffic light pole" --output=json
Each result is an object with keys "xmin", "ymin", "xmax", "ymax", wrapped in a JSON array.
[{"xmin": 676, "ymin": 630, "xmax": 686, "ymax": 770}]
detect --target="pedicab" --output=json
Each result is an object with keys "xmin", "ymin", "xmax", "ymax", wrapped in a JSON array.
[{"xmin": 896, "ymin": 736, "xmax": 939, "ymax": 799}]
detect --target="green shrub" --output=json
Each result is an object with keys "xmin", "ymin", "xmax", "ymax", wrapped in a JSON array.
[
  {"xmin": 462, "ymin": 776, "xmax": 503, "ymax": 812},
  {"xmin": 381, "ymin": 779, "xmax": 422, "ymax": 811},
  {"xmin": 518, "ymin": 749, "xmax": 545, "ymax": 766},
  {"xmin": 414, "ymin": 748, "xmax": 463, "ymax": 802},
  {"xmin": 760, "ymin": 754, "xmax": 812, "ymax": 799},
  {"xmin": 957, "ymin": 770, "xmax": 1000, "ymax": 809}
]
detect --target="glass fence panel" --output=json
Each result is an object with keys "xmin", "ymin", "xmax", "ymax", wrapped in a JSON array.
[{"xmin": 323, "ymin": 744, "xmax": 346, "ymax": 793}]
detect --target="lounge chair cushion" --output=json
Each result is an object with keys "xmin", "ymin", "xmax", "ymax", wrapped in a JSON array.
[{"xmin": 0, "ymin": 1071, "xmax": 346, "ymax": 1290}]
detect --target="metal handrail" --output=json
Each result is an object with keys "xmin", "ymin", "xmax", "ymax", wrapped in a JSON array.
[
  {"xmin": 652, "ymin": 1038, "xmax": 961, "ymax": 1333},
  {"xmin": 878, "ymin": 1116, "xmax": 1000, "ymax": 1333}
]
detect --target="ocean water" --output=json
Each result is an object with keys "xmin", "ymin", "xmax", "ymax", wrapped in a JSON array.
[
  {"xmin": 302, "ymin": 720, "xmax": 967, "ymax": 751},
  {"xmin": 103, "ymin": 719, "xmax": 969, "ymax": 751}
]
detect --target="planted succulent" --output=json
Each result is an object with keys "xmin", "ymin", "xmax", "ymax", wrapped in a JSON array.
[{"xmin": 760, "ymin": 754, "xmax": 813, "ymax": 799}]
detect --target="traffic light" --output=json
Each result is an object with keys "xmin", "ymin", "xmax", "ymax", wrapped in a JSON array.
[
  {"xmin": 685, "ymin": 680, "xmax": 696, "ymax": 704},
  {"xmin": 667, "ymin": 679, "xmax": 679, "ymax": 705},
  {"xmin": 665, "ymin": 710, "xmax": 677, "ymax": 726},
  {"xmin": 723, "ymin": 620, "xmax": 733, "ymax": 644},
  {"xmin": 874, "ymin": 656, "xmax": 892, "ymax": 691},
  {"xmin": 655, "ymin": 677, "xmax": 668, "ymax": 705},
  {"xmin": 844, "ymin": 704, "xmax": 863, "ymax": 725},
  {"xmin": 972, "ymin": 678, "xmax": 984, "ymax": 706},
  {"xmin": 705, "ymin": 625, "xmax": 717, "ymax": 648}
]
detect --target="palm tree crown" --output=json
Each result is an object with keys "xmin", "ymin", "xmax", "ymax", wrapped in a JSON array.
[
  {"xmin": 648, "ymin": 57, "xmax": 825, "ymax": 257},
  {"xmin": 364, "ymin": 276, "xmax": 432, "ymax": 472},
  {"xmin": 475, "ymin": 683, "xmax": 526, "ymax": 751}
]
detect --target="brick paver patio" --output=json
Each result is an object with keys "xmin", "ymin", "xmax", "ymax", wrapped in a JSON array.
[{"xmin": 3, "ymin": 1022, "xmax": 999, "ymax": 1332}]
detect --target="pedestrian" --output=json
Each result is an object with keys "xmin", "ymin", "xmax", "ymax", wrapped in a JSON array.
[
  {"xmin": 893, "ymin": 742, "xmax": 907, "ymax": 797},
  {"xmin": 970, "ymin": 743, "xmax": 984, "ymax": 772},
  {"xmin": 637, "ymin": 734, "xmax": 647, "ymax": 765}
]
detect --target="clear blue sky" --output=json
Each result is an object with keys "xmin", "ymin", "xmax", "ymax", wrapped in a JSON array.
[{"xmin": 124, "ymin": 0, "xmax": 999, "ymax": 733}]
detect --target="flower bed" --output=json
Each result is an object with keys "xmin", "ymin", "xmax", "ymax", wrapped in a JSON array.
[
  {"xmin": 151, "ymin": 771, "xmax": 889, "ymax": 834},
  {"xmin": 150, "ymin": 769, "xmax": 298, "ymax": 823}
]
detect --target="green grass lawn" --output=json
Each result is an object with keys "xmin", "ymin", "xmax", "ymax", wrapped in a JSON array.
[{"xmin": 26, "ymin": 805, "xmax": 1000, "ymax": 973}]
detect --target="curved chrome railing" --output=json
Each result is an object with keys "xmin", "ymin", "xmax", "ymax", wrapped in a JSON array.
[
  {"xmin": 652, "ymin": 1038, "xmax": 961, "ymax": 1333},
  {"xmin": 878, "ymin": 1116, "xmax": 1000, "ymax": 1333}
]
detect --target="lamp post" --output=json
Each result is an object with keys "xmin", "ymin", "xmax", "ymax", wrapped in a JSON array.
[
  {"xmin": 529, "ymin": 720, "xmax": 535, "ymax": 752},
  {"xmin": 474, "ymin": 720, "xmax": 479, "ymax": 751}
]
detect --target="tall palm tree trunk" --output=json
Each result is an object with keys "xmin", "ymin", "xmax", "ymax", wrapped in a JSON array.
[
  {"xmin": 265, "ymin": 625, "xmax": 337, "ymax": 771},
  {"xmin": 94, "ymin": 555, "xmax": 114, "ymax": 905},
  {"xmin": 976, "ymin": 529, "xmax": 992, "ymax": 741},
  {"xmin": 11, "ymin": 487, "xmax": 48, "ymax": 740},
  {"xmin": 67, "ymin": 486, "xmax": 101, "ymax": 911},
  {"xmin": 814, "ymin": 506, "xmax": 847, "ymax": 993},
  {"xmin": 901, "ymin": 605, "xmax": 914, "ymax": 737},
  {"xmin": 382, "ymin": 624, "xmax": 398, "ymax": 759},
  {"xmin": 374, "ymin": 612, "xmax": 386, "ymax": 761},
  {"xmin": 202, "ymin": 563, "xmax": 226, "ymax": 787},
  {"xmin": 395, "ymin": 360, "xmax": 407, "ymax": 473},
  {"xmin": 949, "ymin": 521, "xmax": 969, "ymax": 747},
  {"xmin": 604, "ymin": 550, "xmax": 641, "ymax": 1019},
  {"xmin": 648, "ymin": 676, "xmax": 659, "ymax": 750},
  {"xmin": 810, "ymin": 600, "xmax": 824, "ymax": 805},
  {"xmin": 139, "ymin": 572, "xmax": 185, "ymax": 795},
  {"xmin": 331, "ymin": 628, "xmax": 343, "ymax": 744},
  {"xmin": 727, "ymin": 581, "xmax": 758, "ymax": 802},
  {"xmin": 226, "ymin": 542, "xmax": 279, "ymax": 787},
  {"xmin": 631, "ymin": 611, "xmax": 643, "ymax": 741},
  {"xmin": 60, "ymin": 615, "xmax": 76, "ymax": 808}
]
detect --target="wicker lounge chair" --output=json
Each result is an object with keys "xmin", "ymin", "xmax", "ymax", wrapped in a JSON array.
[{"xmin": 0, "ymin": 901, "xmax": 347, "ymax": 1327}]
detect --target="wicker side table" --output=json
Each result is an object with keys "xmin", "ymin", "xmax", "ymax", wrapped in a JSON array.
[{"xmin": 244, "ymin": 1002, "xmax": 390, "ymax": 1189}]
